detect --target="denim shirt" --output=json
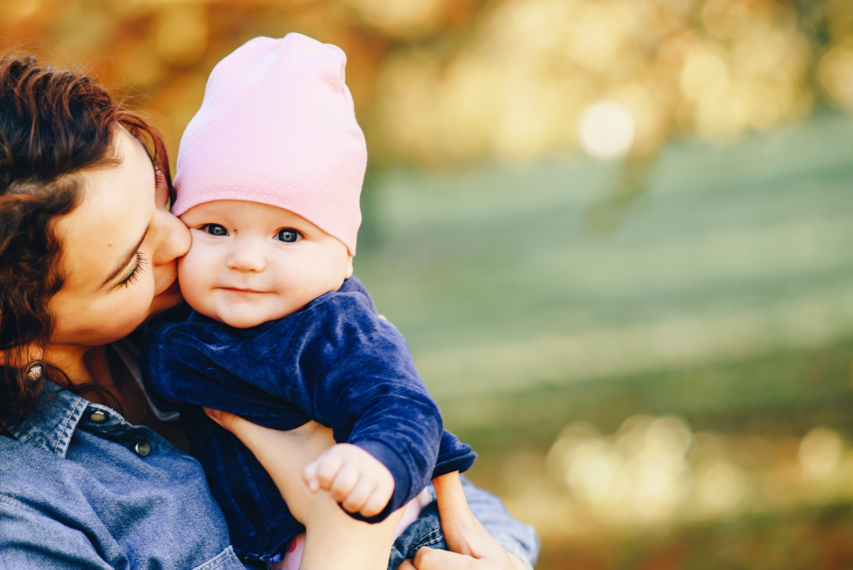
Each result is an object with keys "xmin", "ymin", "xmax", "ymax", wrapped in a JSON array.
[
  {"xmin": 0, "ymin": 380, "xmax": 539, "ymax": 569},
  {"xmin": 0, "ymin": 381, "xmax": 252, "ymax": 570}
]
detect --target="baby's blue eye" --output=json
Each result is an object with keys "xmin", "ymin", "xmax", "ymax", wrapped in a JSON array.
[
  {"xmin": 204, "ymin": 224, "xmax": 228, "ymax": 236},
  {"xmin": 276, "ymin": 229, "xmax": 301, "ymax": 243}
]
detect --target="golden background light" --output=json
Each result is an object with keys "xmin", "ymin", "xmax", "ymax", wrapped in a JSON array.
[
  {"xmin": 578, "ymin": 101, "xmax": 636, "ymax": 160},
  {"xmin": 2, "ymin": 0, "xmax": 840, "ymax": 169}
]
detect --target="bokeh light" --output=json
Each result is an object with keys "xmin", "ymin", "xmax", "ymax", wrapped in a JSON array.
[
  {"xmin": 578, "ymin": 101, "xmax": 636, "ymax": 160},
  {"xmin": 531, "ymin": 419, "xmax": 853, "ymax": 536}
]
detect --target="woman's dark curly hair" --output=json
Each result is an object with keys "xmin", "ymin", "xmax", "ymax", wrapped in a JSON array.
[{"xmin": 0, "ymin": 55, "xmax": 173, "ymax": 427}]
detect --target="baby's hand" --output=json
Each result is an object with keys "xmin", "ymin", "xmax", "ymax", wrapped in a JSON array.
[{"xmin": 303, "ymin": 443, "xmax": 395, "ymax": 518}]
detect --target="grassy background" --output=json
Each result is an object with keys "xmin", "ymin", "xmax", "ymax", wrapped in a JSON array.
[{"xmin": 354, "ymin": 111, "xmax": 853, "ymax": 569}]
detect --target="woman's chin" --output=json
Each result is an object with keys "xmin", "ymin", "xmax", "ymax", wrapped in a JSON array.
[
  {"xmin": 159, "ymin": 277, "xmax": 180, "ymax": 297},
  {"xmin": 146, "ymin": 287, "xmax": 184, "ymax": 322}
]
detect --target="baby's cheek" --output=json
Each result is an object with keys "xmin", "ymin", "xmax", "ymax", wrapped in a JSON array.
[{"xmin": 177, "ymin": 248, "xmax": 213, "ymax": 313}]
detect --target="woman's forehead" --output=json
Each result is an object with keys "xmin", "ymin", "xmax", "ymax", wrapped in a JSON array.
[{"xmin": 55, "ymin": 129, "xmax": 155, "ymax": 289}]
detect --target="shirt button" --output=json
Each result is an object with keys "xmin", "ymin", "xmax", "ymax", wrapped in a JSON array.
[
  {"xmin": 135, "ymin": 440, "xmax": 152, "ymax": 457},
  {"xmin": 89, "ymin": 411, "xmax": 107, "ymax": 423}
]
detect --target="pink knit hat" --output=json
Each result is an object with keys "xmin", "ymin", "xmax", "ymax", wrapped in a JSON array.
[{"xmin": 172, "ymin": 33, "xmax": 366, "ymax": 254}]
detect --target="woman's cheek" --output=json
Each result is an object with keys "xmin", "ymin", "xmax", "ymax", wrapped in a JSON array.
[{"xmin": 102, "ymin": 288, "xmax": 156, "ymax": 341}]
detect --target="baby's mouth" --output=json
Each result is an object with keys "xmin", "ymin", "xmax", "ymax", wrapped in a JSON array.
[{"xmin": 219, "ymin": 287, "xmax": 266, "ymax": 294}]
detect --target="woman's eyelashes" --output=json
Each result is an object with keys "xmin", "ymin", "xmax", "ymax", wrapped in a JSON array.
[
  {"xmin": 154, "ymin": 166, "xmax": 165, "ymax": 187},
  {"xmin": 203, "ymin": 224, "xmax": 229, "ymax": 236},
  {"xmin": 154, "ymin": 167, "xmax": 170, "ymax": 207},
  {"xmin": 119, "ymin": 252, "xmax": 147, "ymax": 288},
  {"xmin": 276, "ymin": 228, "xmax": 302, "ymax": 243}
]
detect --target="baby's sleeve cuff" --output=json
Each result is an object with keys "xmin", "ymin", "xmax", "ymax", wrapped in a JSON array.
[{"xmin": 349, "ymin": 439, "xmax": 414, "ymax": 523}]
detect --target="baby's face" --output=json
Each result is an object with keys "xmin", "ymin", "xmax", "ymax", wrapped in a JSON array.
[{"xmin": 177, "ymin": 200, "xmax": 353, "ymax": 328}]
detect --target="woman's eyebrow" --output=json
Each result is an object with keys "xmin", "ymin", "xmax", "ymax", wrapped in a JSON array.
[{"xmin": 101, "ymin": 226, "xmax": 150, "ymax": 287}]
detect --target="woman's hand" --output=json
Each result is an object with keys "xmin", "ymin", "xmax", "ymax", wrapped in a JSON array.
[
  {"xmin": 203, "ymin": 409, "xmax": 339, "ymax": 526},
  {"xmin": 399, "ymin": 472, "xmax": 527, "ymax": 570},
  {"xmin": 204, "ymin": 409, "xmax": 404, "ymax": 570},
  {"xmin": 205, "ymin": 410, "xmax": 526, "ymax": 570}
]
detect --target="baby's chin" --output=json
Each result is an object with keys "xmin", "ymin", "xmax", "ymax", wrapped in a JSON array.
[{"xmin": 213, "ymin": 303, "xmax": 289, "ymax": 329}]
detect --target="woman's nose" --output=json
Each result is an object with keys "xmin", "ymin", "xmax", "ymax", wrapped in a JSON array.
[
  {"xmin": 151, "ymin": 208, "xmax": 191, "ymax": 266},
  {"xmin": 226, "ymin": 240, "xmax": 267, "ymax": 272}
]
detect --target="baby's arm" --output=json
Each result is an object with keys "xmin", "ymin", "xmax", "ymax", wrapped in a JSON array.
[
  {"xmin": 303, "ymin": 442, "xmax": 395, "ymax": 518},
  {"xmin": 290, "ymin": 294, "xmax": 446, "ymax": 522}
]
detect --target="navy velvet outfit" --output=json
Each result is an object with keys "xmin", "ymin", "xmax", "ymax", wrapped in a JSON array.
[{"xmin": 141, "ymin": 276, "xmax": 476, "ymax": 563}]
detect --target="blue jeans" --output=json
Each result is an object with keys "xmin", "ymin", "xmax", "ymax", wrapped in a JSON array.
[
  {"xmin": 388, "ymin": 500, "xmax": 446, "ymax": 570},
  {"xmin": 387, "ymin": 476, "xmax": 540, "ymax": 570}
]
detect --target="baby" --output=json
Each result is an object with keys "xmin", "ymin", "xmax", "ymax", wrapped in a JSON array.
[{"xmin": 142, "ymin": 34, "xmax": 476, "ymax": 565}]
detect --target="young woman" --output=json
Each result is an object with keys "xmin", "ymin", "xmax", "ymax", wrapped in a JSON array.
[{"xmin": 0, "ymin": 55, "xmax": 538, "ymax": 570}]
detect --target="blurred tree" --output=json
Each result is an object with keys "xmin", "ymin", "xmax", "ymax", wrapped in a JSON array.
[{"xmin": 0, "ymin": 0, "xmax": 850, "ymax": 168}]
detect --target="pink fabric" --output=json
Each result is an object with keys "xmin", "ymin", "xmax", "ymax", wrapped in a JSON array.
[
  {"xmin": 273, "ymin": 532, "xmax": 304, "ymax": 570},
  {"xmin": 270, "ymin": 489, "xmax": 433, "ymax": 570},
  {"xmin": 172, "ymin": 33, "xmax": 366, "ymax": 254}
]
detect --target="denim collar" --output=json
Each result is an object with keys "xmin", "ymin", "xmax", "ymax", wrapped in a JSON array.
[{"xmin": 7, "ymin": 381, "xmax": 89, "ymax": 459}]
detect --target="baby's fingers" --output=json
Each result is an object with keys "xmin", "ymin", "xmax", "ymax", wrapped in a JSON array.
[
  {"xmin": 317, "ymin": 447, "xmax": 346, "ymax": 491},
  {"xmin": 302, "ymin": 459, "xmax": 322, "ymax": 492},
  {"xmin": 340, "ymin": 473, "xmax": 374, "ymax": 514},
  {"xmin": 328, "ymin": 461, "xmax": 361, "ymax": 503},
  {"xmin": 359, "ymin": 479, "xmax": 394, "ymax": 518},
  {"xmin": 304, "ymin": 451, "xmax": 345, "ymax": 493}
]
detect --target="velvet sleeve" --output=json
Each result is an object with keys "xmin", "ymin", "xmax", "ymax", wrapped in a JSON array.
[
  {"xmin": 286, "ymin": 294, "xmax": 444, "ymax": 522},
  {"xmin": 142, "ymin": 285, "xmax": 475, "ymax": 523}
]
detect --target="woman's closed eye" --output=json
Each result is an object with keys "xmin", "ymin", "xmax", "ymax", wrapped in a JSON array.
[
  {"xmin": 276, "ymin": 228, "xmax": 302, "ymax": 243},
  {"xmin": 119, "ymin": 252, "xmax": 146, "ymax": 288},
  {"xmin": 203, "ymin": 224, "xmax": 229, "ymax": 236}
]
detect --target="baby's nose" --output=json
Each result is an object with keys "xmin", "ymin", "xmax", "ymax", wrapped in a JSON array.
[{"xmin": 226, "ymin": 242, "xmax": 267, "ymax": 272}]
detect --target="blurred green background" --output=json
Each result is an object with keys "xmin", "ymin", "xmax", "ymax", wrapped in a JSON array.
[{"xmin": 6, "ymin": 1, "xmax": 853, "ymax": 568}]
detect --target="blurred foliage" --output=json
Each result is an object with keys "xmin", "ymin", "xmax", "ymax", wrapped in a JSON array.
[
  {"xmin": 352, "ymin": 113, "xmax": 853, "ymax": 569},
  {"xmin": 7, "ymin": 3, "xmax": 853, "ymax": 569},
  {"xmin": 4, "ymin": 0, "xmax": 853, "ymax": 169},
  {"xmin": 468, "ymin": 338, "xmax": 853, "ymax": 570}
]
